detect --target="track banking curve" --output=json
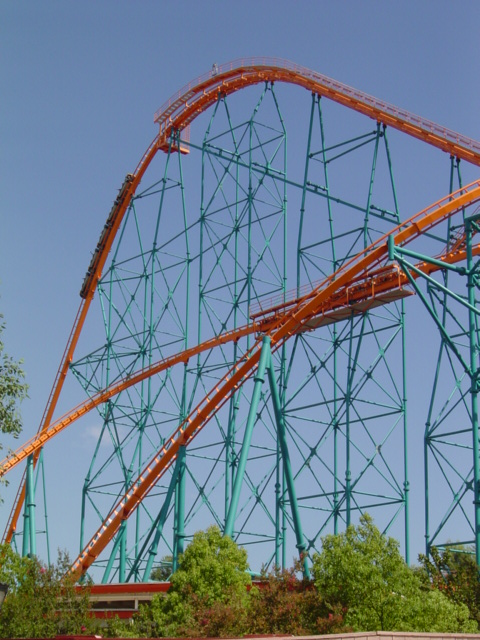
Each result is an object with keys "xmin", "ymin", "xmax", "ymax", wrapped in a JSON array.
[
  {"xmin": 72, "ymin": 181, "xmax": 480, "ymax": 578},
  {"xmin": 154, "ymin": 57, "xmax": 480, "ymax": 166},
  {"xmin": 2, "ymin": 183, "xmax": 480, "ymax": 483},
  {"xmin": 67, "ymin": 181, "xmax": 480, "ymax": 579},
  {"xmin": 3, "ymin": 59, "xmax": 480, "ymax": 572}
]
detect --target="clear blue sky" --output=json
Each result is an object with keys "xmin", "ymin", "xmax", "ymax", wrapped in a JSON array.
[{"xmin": 1, "ymin": 1, "xmax": 480, "ymax": 570}]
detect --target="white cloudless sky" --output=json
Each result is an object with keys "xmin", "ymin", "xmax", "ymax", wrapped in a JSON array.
[{"xmin": 1, "ymin": 0, "xmax": 480, "ymax": 569}]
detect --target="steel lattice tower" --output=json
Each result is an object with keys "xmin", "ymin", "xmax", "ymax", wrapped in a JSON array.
[{"xmin": 3, "ymin": 60, "xmax": 480, "ymax": 582}]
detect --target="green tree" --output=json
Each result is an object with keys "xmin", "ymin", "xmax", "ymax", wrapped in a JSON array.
[
  {"xmin": 249, "ymin": 564, "xmax": 349, "ymax": 636},
  {"xmin": 312, "ymin": 514, "xmax": 477, "ymax": 632},
  {"xmin": 0, "ymin": 544, "xmax": 94, "ymax": 638},
  {"xmin": 420, "ymin": 545, "xmax": 480, "ymax": 625},
  {"xmin": 0, "ymin": 315, "xmax": 28, "ymax": 445},
  {"xmin": 401, "ymin": 588, "xmax": 477, "ymax": 633},
  {"xmin": 150, "ymin": 554, "xmax": 173, "ymax": 581},
  {"xmin": 149, "ymin": 525, "xmax": 251, "ymax": 637}
]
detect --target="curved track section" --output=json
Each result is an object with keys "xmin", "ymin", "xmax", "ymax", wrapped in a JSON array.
[
  {"xmin": 2, "ymin": 194, "xmax": 479, "ymax": 478},
  {"xmin": 66, "ymin": 182, "xmax": 480, "ymax": 579},
  {"xmin": 154, "ymin": 58, "xmax": 480, "ymax": 166},
  {"xmin": 5, "ymin": 59, "xmax": 480, "ymax": 580}
]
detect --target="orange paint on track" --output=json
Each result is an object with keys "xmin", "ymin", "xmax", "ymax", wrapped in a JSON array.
[
  {"xmin": 69, "ymin": 182, "xmax": 480, "ymax": 580},
  {"xmin": 154, "ymin": 58, "xmax": 480, "ymax": 166},
  {"xmin": 4, "ymin": 58, "xmax": 480, "ymax": 562},
  {"xmin": 3, "ymin": 188, "xmax": 479, "ymax": 484}
]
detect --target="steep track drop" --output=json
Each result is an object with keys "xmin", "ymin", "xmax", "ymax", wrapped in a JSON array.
[{"xmin": 4, "ymin": 59, "xmax": 480, "ymax": 579}]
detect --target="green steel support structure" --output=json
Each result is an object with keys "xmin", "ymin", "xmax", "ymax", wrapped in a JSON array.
[
  {"xmin": 22, "ymin": 454, "xmax": 36, "ymax": 558},
  {"xmin": 389, "ymin": 203, "xmax": 480, "ymax": 561},
  {"xmin": 8, "ymin": 61, "xmax": 480, "ymax": 586},
  {"xmin": 466, "ymin": 214, "xmax": 480, "ymax": 567},
  {"xmin": 59, "ymin": 82, "xmax": 414, "ymax": 580}
]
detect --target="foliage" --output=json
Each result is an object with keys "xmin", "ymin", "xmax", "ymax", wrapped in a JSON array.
[
  {"xmin": 164, "ymin": 588, "xmax": 250, "ymax": 638},
  {"xmin": 0, "ymin": 315, "xmax": 28, "ymax": 444},
  {"xmin": 0, "ymin": 545, "xmax": 94, "ymax": 638},
  {"xmin": 149, "ymin": 525, "xmax": 251, "ymax": 637},
  {"xmin": 3, "ymin": 522, "xmax": 478, "ymax": 638},
  {"xmin": 312, "ymin": 514, "xmax": 418, "ymax": 630},
  {"xmin": 419, "ymin": 545, "xmax": 480, "ymax": 625},
  {"xmin": 166, "ymin": 525, "xmax": 251, "ymax": 603},
  {"xmin": 103, "ymin": 598, "xmax": 164, "ymax": 639},
  {"xmin": 102, "ymin": 607, "xmax": 155, "ymax": 639},
  {"xmin": 400, "ymin": 588, "xmax": 477, "ymax": 633},
  {"xmin": 149, "ymin": 554, "xmax": 173, "ymax": 581},
  {"xmin": 311, "ymin": 513, "xmax": 478, "ymax": 633},
  {"xmin": 249, "ymin": 564, "xmax": 349, "ymax": 636}
]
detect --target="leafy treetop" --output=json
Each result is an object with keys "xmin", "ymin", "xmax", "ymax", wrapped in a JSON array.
[
  {"xmin": 311, "ymin": 513, "xmax": 477, "ymax": 632},
  {"xmin": 0, "ymin": 315, "xmax": 28, "ymax": 445},
  {"xmin": 148, "ymin": 525, "xmax": 251, "ymax": 637}
]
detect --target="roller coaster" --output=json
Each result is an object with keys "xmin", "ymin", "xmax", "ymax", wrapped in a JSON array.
[{"xmin": 2, "ymin": 58, "xmax": 480, "ymax": 582}]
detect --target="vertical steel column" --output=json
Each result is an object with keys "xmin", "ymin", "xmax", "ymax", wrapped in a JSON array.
[
  {"xmin": 102, "ymin": 525, "xmax": 124, "ymax": 584},
  {"xmin": 174, "ymin": 136, "xmax": 190, "ymax": 569},
  {"xmin": 466, "ymin": 215, "xmax": 480, "ymax": 565},
  {"xmin": 317, "ymin": 97, "xmax": 339, "ymax": 533},
  {"xmin": 224, "ymin": 337, "xmax": 271, "ymax": 537},
  {"xmin": 363, "ymin": 124, "xmax": 382, "ymax": 248},
  {"xmin": 424, "ymin": 156, "xmax": 464, "ymax": 557},
  {"xmin": 173, "ymin": 445, "xmax": 187, "ymax": 570},
  {"xmin": 119, "ymin": 520, "xmax": 127, "ymax": 582},
  {"xmin": 140, "ymin": 462, "xmax": 180, "ymax": 581},
  {"xmin": 270, "ymin": 84, "xmax": 289, "ymax": 568},
  {"xmin": 38, "ymin": 450, "xmax": 51, "ymax": 566},
  {"xmin": 401, "ymin": 301, "xmax": 410, "ymax": 564},
  {"xmin": 345, "ymin": 318, "xmax": 354, "ymax": 526},
  {"xmin": 267, "ymin": 354, "xmax": 309, "ymax": 577},
  {"xmin": 22, "ymin": 454, "xmax": 36, "ymax": 557},
  {"xmin": 384, "ymin": 126, "xmax": 409, "ymax": 562},
  {"xmin": 297, "ymin": 94, "xmax": 315, "ymax": 294}
]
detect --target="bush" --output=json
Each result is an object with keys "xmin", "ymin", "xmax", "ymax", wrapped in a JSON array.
[
  {"xmin": 149, "ymin": 525, "xmax": 251, "ymax": 636},
  {"xmin": 312, "ymin": 514, "xmax": 478, "ymax": 632},
  {"xmin": 420, "ymin": 545, "xmax": 480, "ymax": 626},
  {"xmin": 249, "ymin": 565, "xmax": 349, "ymax": 635},
  {"xmin": 0, "ymin": 545, "xmax": 94, "ymax": 638}
]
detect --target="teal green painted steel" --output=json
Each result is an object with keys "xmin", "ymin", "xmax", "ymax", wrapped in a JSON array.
[
  {"xmin": 401, "ymin": 301, "xmax": 409, "ymax": 565},
  {"xmin": 15, "ymin": 453, "xmax": 48, "ymax": 563},
  {"xmin": 102, "ymin": 518, "xmax": 128, "ymax": 583},
  {"xmin": 119, "ymin": 520, "xmax": 127, "ymax": 582},
  {"xmin": 38, "ymin": 451, "xmax": 51, "ymax": 566},
  {"xmin": 466, "ymin": 215, "xmax": 480, "ymax": 566},
  {"xmin": 394, "ymin": 241, "xmax": 480, "ymax": 558},
  {"xmin": 292, "ymin": 95, "xmax": 407, "ymax": 554},
  {"xmin": 102, "ymin": 526, "xmax": 124, "ymax": 584},
  {"xmin": 423, "ymin": 159, "xmax": 463, "ymax": 562},
  {"xmin": 224, "ymin": 336, "xmax": 271, "ymax": 537},
  {"xmin": 21, "ymin": 507, "xmax": 28, "ymax": 556},
  {"xmin": 173, "ymin": 445, "xmax": 187, "ymax": 570},
  {"xmin": 28, "ymin": 454, "xmax": 36, "ymax": 557},
  {"xmin": 345, "ymin": 316, "xmax": 355, "ymax": 526},
  {"xmin": 224, "ymin": 336, "xmax": 309, "ymax": 573},
  {"xmin": 139, "ymin": 460, "xmax": 180, "ymax": 581},
  {"xmin": 363, "ymin": 123, "xmax": 381, "ymax": 247},
  {"xmin": 22, "ymin": 469, "xmax": 29, "ymax": 557},
  {"xmin": 267, "ymin": 345, "xmax": 309, "ymax": 577},
  {"xmin": 388, "ymin": 169, "xmax": 480, "ymax": 564},
  {"xmin": 67, "ymin": 81, "xmax": 412, "ymax": 580},
  {"xmin": 22, "ymin": 455, "xmax": 36, "ymax": 557}
]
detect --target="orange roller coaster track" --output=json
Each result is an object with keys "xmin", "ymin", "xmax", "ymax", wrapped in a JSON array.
[
  {"xmin": 155, "ymin": 57, "xmax": 480, "ymax": 166},
  {"xmin": 3, "ymin": 189, "xmax": 480, "ymax": 485},
  {"xmin": 66, "ymin": 181, "xmax": 480, "ymax": 579},
  {"xmin": 2, "ymin": 183, "xmax": 480, "ymax": 481},
  {"xmin": 4, "ymin": 59, "xmax": 480, "ymax": 576},
  {"xmin": 4, "ymin": 180, "xmax": 480, "ymax": 577}
]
